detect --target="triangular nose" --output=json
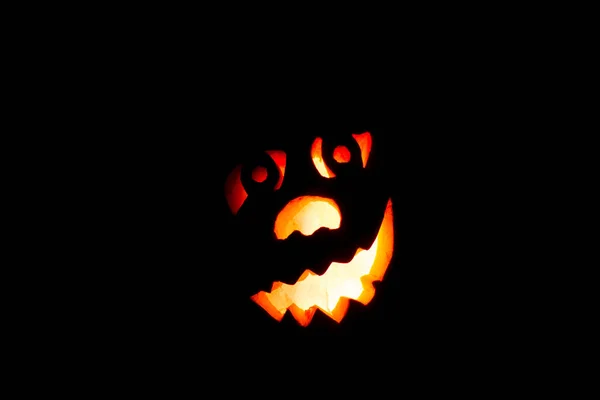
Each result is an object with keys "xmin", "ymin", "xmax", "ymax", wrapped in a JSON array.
[{"xmin": 273, "ymin": 196, "xmax": 341, "ymax": 240}]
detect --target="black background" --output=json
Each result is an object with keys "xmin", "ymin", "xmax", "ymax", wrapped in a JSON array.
[
  {"xmin": 97, "ymin": 102, "xmax": 523, "ymax": 362},
  {"xmin": 25, "ymin": 12, "xmax": 564, "ymax": 389},
  {"xmin": 81, "ymin": 67, "xmax": 542, "ymax": 379}
]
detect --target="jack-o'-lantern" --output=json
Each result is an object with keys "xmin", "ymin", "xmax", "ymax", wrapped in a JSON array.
[{"xmin": 224, "ymin": 130, "xmax": 394, "ymax": 327}]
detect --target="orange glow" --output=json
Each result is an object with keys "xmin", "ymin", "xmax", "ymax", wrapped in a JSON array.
[
  {"xmin": 224, "ymin": 165, "xmax": 247, "ymax": 215},
  {"xmin": 333, "ymin": 145, "xmax": 351, "ymax": 163},
  {"xmin": 273, "ymin": 196, "xmax": 341, "ymax": 240},
  {"xmin": 251, "ymin": 198, "xmax": 394, "ymax": 327},
  {"xmin": 251, "ymin": 166, "xmax": 267, "ymax": 182},
  {"xmin": 266, "ymin": 150, "xmax": 286, "ymax": 190},
  {"xmin": 352, "ymin": 132, "xmax": 372, "ymax": 168},
  {"xmin": 224, "ymin": 150, "xmax": 286, "ymax": 214},
  {"xmin": 311, "ymin": 132, "xmax": 372, "ymax": 178},
  {"xmin": 310, "ymin": 137, "xmax": 335, "ymax": 178}
]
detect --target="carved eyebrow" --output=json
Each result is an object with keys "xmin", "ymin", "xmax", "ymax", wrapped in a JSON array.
[
  {"xmin": 224, "ymin": 164, "xmax": 246, "ymax": 215},
  {"xmin": 352, "ymin": 132, "xmax": 372, "ymax": 168},
  {"xmin": 311, "ymin": 137, "xmax": 334, "ymax": 178},
  {"xmin": 265, "ymin": 150, "xmax": 286, "ymax": 190}
]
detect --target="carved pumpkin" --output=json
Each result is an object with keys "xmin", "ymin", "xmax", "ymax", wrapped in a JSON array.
[{"xmin": 224, "ymin": 131, "xmax": 394, "ymax": 327}]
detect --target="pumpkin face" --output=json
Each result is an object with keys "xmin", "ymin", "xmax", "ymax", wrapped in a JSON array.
[{"xmin": 224, "ymin": 131, "xmax": 394, "ymax": 327}]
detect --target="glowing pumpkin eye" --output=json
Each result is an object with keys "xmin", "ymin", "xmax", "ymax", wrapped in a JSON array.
[
  {"xmin": 251, "ymin": 166, "xmax": 268, "ymax": 182},
  {"xmin": 311, "ymin": 132, "xmax": 372, "ymax": 178},
  {"xmin": 224, "ymin": 150, "xmax": 287, "ymax": 215},
  {"xmin": 333, "ymin": 145, "xmax": 351, "ymax": 163}
]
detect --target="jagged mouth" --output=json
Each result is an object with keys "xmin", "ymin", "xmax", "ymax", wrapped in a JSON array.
[
  {"xmin": 262, "ymin": 224, "xmax": 362, "ymax": 288},
  {"xmin": 250, "ymin": 197, "xmax": 394, "ymax": 327}
]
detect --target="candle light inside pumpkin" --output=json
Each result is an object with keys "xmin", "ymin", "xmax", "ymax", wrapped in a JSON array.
[{"xmin": 251, "ymin": 198, "xmax": 394, "ymax": 327}]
